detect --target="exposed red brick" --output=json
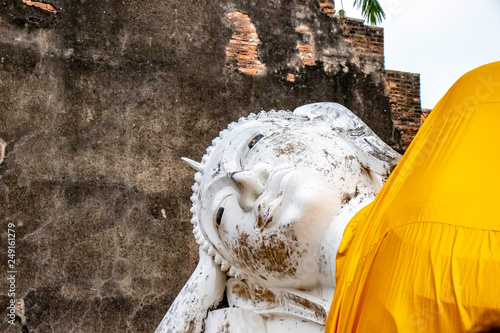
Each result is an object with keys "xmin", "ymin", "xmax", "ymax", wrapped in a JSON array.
[
  {"xmin": 342, "ymin": 18, "xmax": 384, "ymax": 57},
  {"xmin": 22, "ymin": 0, "xmax": 57, "ymax": 13},
  {"xmin": 295, "ymin": 25, "xmax": 309, "ymax": 34},
  {"xmin": 421, "ymin": 109, "xmax": 431, "ymax": 124},
  {"xmin": 385, "ymin": 70, "xmax": 427, "ymax": 150},
  {"xmin": 225, "ymin": 11, "xmax": 266, "ymax": 75},
  {"xmin": 295, "ymin": 25, "xmax": 316, "ymax": 66},
  {"xmin": 319, "ymin": 0, "xmax": 335, "ymax": 16},
  {"xmin": 286, "ymin": 73, "xmax": 296, "ymax": 82}
]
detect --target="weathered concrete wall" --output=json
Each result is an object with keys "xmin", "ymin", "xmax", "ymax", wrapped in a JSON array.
[{"xmin": 0, "ymin": 1, "xmax": 412, "ymax": 332}]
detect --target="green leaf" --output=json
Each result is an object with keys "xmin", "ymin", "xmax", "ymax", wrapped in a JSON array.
[{"xmin": 353, "ymin": 0, "xmax": 386, "ymax": 25}]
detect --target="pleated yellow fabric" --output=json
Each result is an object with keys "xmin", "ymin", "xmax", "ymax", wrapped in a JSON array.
[{"xmin": 326, "ymin": 61, "xmax": 500, "ymax": 333}]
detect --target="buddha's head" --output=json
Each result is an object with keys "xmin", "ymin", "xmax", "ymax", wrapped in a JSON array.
[{"xmin": 183, "ymin": 103, "xmax": 400, "ymax": 288}]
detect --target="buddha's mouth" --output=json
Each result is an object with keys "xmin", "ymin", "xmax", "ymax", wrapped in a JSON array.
[{"xmin": 254, "ymin": 166, "xmax": 295, "ymax": 230}]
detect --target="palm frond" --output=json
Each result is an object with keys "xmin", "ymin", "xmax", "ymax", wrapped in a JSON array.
[{"xmin": 353, "ymin": 0, "xmax": 386, "ymax": 26}]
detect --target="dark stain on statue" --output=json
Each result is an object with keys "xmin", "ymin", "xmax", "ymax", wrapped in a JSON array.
[
  {"xmin": 276, "ymin": 142, "xmax": 296, "ymax": 156},
  {"xmin": 344, "ymin": 154, "xmax": 356, "ymax": 169},
  {"xmin": 186, "ymin": 319, "xmax": 196, "ymax": 333},
  {"xmin": 254, "ymin": 285, "xmax": 277, "ymax": 304},
  {"xmin": 220, "ymin": 322, "xmax": 230, "ymax": 333},
  {"xmin": 341, "ymin": 186, "xmax": 359, "ymax": 205},
  {"xmin": 323, "ymin": 149, "xmax": 339, "ymax": 168},
  {"xmin": 231, "ymin": 280, "xmax": 278, "ymax": 306},
  {"xmin": 231, "ymin": 282, "xmax": 252, "ymax": 300},
  {"xmin": 232, "ymin": 232, "xmax": 303, "ymax": 277},
  {"xmin": 286, "ymin": 293, "xmax": 327, "ymax": 323},
  {"xmin": 256, "ymin": 212, "xmax": 265, "ymax": 229},
  {"xmin": 256, "ymin": 203, "xmax": 273, "ymax": 230}
]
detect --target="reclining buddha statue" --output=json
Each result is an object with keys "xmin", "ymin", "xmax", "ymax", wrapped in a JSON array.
[
  {"xmin": 157, "ymin": 61, "xmax": 500, "ymax": 333},
  {"xmin": 155, "ymin": 102, "xmax": 401, "ymax": 333}
]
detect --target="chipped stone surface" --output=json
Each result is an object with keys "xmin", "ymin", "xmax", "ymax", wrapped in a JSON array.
[
  {"xmin": 15, "ymin": 299, "xmax": 26, "ymax": 325},
  {"xmin": 0, "ymin": 139, "xmax": 5, "ymax": 165}
]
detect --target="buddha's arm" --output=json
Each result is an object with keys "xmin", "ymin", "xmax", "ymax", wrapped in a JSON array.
[{"xmin": 155, "ymin": 249, "xmax": 226, "ymax": 333}]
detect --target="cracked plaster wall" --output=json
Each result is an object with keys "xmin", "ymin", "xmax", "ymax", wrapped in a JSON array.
[{"xmin": 0, "ymin": 0, "xmax": 420, "ymax": 332}]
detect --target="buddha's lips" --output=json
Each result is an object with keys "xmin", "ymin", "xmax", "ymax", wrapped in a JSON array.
[{"xmin": 254, "ymin": 166, "xmax": 295, "ymax": 230}]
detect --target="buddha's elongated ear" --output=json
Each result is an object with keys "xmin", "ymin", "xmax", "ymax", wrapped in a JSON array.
[
  {"xmin": 155, "ymin": 249, "xmax": 226, "ymax": 333},
  {"xmin": 344, "ymin": 139, "xmax": 389, "ymax": 189},
  {"xmin": 341, "ymin": 134, "xmax": 396, "ymax": 180}
]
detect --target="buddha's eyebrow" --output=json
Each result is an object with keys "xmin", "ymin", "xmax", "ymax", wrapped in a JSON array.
[
  {"xmin": 215, "ymin": 193, "xmax": 231, "ymax": 210},
  {"xmin": 222, "ymin": 133, "xmax": 266, "ymax": 174},
  {"xmin": 237, "ymin": 134, "xmax": 264, "ymax": 171}
]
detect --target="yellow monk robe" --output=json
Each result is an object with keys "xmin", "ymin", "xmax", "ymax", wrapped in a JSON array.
[{"xmin": 326, "ymin": 61, "xmax": 500, "ymax": 333}]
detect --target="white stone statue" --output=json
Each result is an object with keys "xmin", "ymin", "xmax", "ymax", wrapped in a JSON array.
[{"xmin": 156, "ymin": 103, "xmax": 401, "ymax": 333}]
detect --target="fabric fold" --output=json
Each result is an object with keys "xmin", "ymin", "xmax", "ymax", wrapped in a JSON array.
[{"xmin": 326, "ymin": 61, "xmax": 500, "ymax": 333}]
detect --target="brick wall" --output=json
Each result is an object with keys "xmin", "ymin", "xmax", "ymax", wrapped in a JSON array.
[
  {"xmin": 385, "ymin": 70, "xmax": 426, "ymax": 150},
  {"xmin": 341, "ymin": 18, "xmax": 384, "ymax": 57},
  {"xmin": 421, "ymin": 108, "xmax": 432, "ymax": 123},
  {"xmin": 338, "ymin": 17, "xmax": 428, "ymax": 152},
  {"xmin": 319, "ymin": 0, "xmax": 336, "ymax": 16}
]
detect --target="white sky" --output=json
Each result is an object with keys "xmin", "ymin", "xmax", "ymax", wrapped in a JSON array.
[{"xmin": 341, "ymin": 0, "xmax": 500, "ymax": 109}]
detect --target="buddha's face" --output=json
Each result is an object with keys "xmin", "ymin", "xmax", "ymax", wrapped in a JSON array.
[{"xmin": 197, "ymin": 117, "xmax": 377, "ymax": 287}]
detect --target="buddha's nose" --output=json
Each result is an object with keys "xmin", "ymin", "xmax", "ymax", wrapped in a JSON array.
[{"xmin": 232, "ymin": 163, "xmax": 271, "ymax": 212}]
